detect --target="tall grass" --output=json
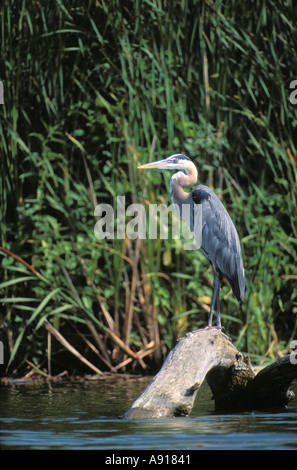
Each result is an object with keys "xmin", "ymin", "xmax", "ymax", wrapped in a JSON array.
[{"xmin": 0, "ymin": 0, "xmax": 296, "ymax": 377}]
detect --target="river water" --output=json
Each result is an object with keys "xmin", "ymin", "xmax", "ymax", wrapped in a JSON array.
[{"xmin": 1, "ymin": 377, "xmax": 297, "ymax": 451}]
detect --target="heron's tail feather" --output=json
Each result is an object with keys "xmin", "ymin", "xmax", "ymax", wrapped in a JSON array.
[{"xmin": 232, "ymin": 261, "xmax": 246, "ymax": 302}]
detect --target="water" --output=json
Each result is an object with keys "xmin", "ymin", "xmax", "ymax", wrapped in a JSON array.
[{"xmin": 1, "ymin": 378, "xmax": 297, "ymax": 450}]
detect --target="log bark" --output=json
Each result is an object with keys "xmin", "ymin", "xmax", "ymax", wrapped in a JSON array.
[{"xmin": 124, "ymin": 327, "xmax": 297, "ymax": 419}]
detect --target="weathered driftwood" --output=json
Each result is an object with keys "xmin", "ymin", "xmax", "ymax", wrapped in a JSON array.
[{"xmin": 124, "ymin": 327, "xmax": 297, "ymax": 419}]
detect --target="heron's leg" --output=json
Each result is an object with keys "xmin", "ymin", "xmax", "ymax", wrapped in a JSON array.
[
  {"xmin": 215, "ymin": 278, "xmax": 221, "ymax": 328},
  {"xmin": 208, "ymin": 264, "xmax": 220, "ymax": 327}
]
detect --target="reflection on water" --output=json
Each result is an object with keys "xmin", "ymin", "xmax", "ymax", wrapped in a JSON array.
[{"xmin": 0, "ymin": 378, "xmax": 297, "ymax": 450}]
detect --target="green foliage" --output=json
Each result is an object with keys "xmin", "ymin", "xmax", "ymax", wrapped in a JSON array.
[{"xmin": 0, "ymin": 0, "xmax": 297, "ymax": 376}]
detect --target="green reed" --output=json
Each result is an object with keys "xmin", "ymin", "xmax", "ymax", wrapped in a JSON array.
[{"xmin": 0, "ymin": 0, "xmax": 296, "ymax": 377}]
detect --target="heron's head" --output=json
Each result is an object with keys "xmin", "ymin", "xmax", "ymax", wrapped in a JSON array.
[{"xmin": 138, "ymin": 154, "xmax": 194, "ymax": 173}]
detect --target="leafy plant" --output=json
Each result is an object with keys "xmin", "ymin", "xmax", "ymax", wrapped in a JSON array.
[{"xmin": 0, "ymin": 0, "xmax": 296, "ymax": 377}]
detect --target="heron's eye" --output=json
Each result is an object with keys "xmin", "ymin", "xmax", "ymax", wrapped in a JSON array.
[{"xmin": 174, "ymin": 158, "xmax": 178, "ymax": 163}]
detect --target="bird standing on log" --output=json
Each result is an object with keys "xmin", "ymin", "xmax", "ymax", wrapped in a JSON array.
[{"xmin": 138, "ymin": 154, "xmax": 246, "ymax": 327}]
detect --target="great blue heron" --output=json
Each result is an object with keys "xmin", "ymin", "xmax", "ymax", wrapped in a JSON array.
[{"xmin": 138, "ymin": 153, "xmax": 246, "ymax": 327}]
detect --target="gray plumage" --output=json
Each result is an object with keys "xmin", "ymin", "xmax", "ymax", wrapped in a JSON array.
[{"xmin": 191, "ymin": 185, "xmax": 246, "ymax": 303}]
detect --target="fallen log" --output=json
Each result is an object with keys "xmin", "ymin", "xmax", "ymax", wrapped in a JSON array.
[{"xmin": 124, "ymin": 327, "xmax": 297, "ymax": 419}]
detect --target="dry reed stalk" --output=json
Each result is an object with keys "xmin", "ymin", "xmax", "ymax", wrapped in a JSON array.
[{"xmin": 45, "ymin": 320, "xmax": 104, "ymax": 376}]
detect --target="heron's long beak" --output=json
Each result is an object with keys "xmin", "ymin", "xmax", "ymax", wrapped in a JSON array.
[{"xmin": 138, "ymin": 159, "xmax": 171, "ymax": 170}]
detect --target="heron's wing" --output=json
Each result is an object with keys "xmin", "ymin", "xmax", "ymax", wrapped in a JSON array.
[{"xmin": 191, "ymin": 186, "xmax": 246, "ymax": 301}]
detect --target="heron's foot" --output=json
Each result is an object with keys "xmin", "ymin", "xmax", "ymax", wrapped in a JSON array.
[
  {"xmin": 206, "ymin": 319, "xmax": 213, "ymax": 328},
  {"xmin": 203, "ymin": 325, "xmax": 222, "ymax": 332},
  {"xmin": 205, "ymin": 314, "xmax": 223, "ymax": 330}
]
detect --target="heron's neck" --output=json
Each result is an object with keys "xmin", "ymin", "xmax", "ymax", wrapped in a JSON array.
[{"xmin": 170, "ymin": 167, "xmax": 198, "ymax": 207}]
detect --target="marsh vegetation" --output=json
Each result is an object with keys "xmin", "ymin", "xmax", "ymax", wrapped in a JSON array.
[{"xmin": 1, "ymin": 1, "xmax": 297, "ymax": 377}]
